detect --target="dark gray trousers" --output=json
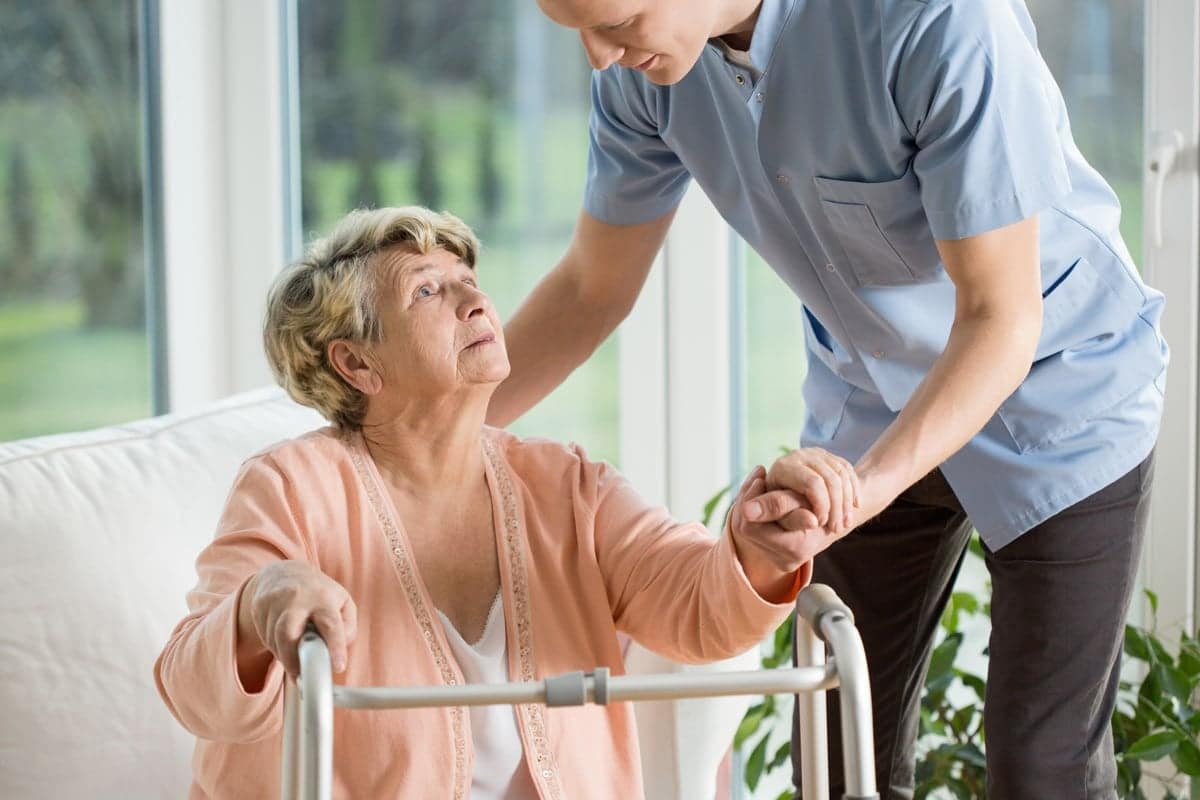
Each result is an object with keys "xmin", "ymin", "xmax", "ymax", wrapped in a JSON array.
[{"xmin": 792, "ymin": 452, "xmax": 1155, "ymax": 800}]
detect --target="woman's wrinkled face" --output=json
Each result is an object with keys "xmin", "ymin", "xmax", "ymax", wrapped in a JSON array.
[{"xmin": 369, "ymin": 245, "xmax": 510, "ymax": 400}]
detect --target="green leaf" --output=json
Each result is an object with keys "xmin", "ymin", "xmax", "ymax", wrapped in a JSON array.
[
  {"xmin": 1178, "ymin": 634, "xmax": 1200, "ymax": 678},
  {"xmin": 745, "ymin": 734, "xmax": 768, "ymax": 791},
  {"xmin": 950, "ymin": 704, "xmax": 976, "ymax": 736},
  {"xmin": 1169, "ymin": 738, "xmax": 1200, "ymax": 776},
  {"xmin": 1158, "ymin": 663, "xmax": 1193, "ymax": 703},
  {"xmin": 774, "ymin": 791, "xmax": 792, "ymax": 800},
  {"xmin": 1125, "ymin": 730, "xmax": 1180, "ymax": 761},
  {"xmin": 768, "ymin": 740, "xmax": 791, "ymax": 770},
  {"xmin": 735, "ymin": 704, "xmax": 767, "ymax": 749},
  {"xmin": 956, "ymin": 591, "xmax": 979, "ymax": 615},
  {"xmin": 701, "ymin": 485, "xmax": 731, "ymax": 528},
  {"xmin": 773, "ymin": 617, "xmax": 794, "ymax": 656},
  {"xmin": 949, "ymin": 778, "xmax": 974, "ymax": 800},
  {"xmin": 958, "ymin": 671, "xmax": 987, "ymax": 703},
  {"xmin": 1125, "ymin": 626, "xmax": 1152, "ymax": 662},
  {"xmin": 927, "ymin": 633, "xmax": 963, "ymax": 685},
  {"xmin": 968, "ymin": 535, "xmax": 985, "ymax": 559},
  {"xmin": 957, "ymin": 743, "xmax": 988, "ymax": 768},
  {"xmin": 1143, "ymin": 588, "xmax": 1159, "ymax": 616},
  {"xmin": 1148, "ymin": 633, "xmax": 1173, "ymax": 665},
  {"xmin": 940, "ymin": 592, "xmax": 981, "ymax": 634}
]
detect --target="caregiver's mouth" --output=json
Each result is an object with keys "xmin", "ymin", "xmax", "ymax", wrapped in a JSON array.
[{"xmin": 634, "ymin": 55, "xmax": 659, "ymax": 71}]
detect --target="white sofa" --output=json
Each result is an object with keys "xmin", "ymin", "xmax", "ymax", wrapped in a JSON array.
[{"xmin": 0, "ymin": 387, "xmax": 756, "ymax": 799}]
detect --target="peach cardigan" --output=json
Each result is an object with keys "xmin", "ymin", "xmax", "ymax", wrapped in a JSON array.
[{"xmin": 155, "ymin": 427, "xmax": 808, "ymax": 799}]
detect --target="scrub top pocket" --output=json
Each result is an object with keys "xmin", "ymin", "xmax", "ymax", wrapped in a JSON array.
[
  {"xmin": 813, "ymin": 164, "xmax": 942, "ymax": 288},
  {"xmin": 996, "ymin": 256, "xmax": 1164, "ymax": 452}
]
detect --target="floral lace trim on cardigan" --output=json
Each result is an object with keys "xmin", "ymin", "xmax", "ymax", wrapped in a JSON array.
[
  {"xmin": 349, "ymin": 432, "xmax": 564, "ymax": 799},
  {"xmin": 483, "ymin": 436, "xmax": 564, "ymax": 800},
  {"xmin": 348, "ymin": 436, "xmax": 469, "ymax": 800}
]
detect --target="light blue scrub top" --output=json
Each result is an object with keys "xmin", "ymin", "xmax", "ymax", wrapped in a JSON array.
[{"xmin": 583, "ymin": 0, "xmax": 1168, "ymax": 548}]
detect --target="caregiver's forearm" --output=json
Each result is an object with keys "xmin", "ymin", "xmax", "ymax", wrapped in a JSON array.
[
  {"xmin": 487, "ymin": 209, "xmax": 674, "ymax": 427},
  {"xmin": 488, "ymin": 259, "xmax": 627, "ymax": 427},
  {"xmin": 856, "ymin": 309, "xmax": 1041, "ymax": 502}
]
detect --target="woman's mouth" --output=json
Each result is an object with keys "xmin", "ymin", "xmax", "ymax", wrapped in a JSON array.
[{"xmin": 466, "ymin": 333, "xmax": 495, "ymax": 349}]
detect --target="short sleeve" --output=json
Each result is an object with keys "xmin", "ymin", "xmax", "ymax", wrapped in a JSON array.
[
  {"xmin": 583, "ymin": 68, "xmax": 692, "ymax": 225},
  {"xmin": 894, "ymin": 0, "xmax": 1072, "ymax": 240}
]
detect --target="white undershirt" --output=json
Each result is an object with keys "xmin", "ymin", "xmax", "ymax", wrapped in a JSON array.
[{"xmin": 435, "ymin": 594, "xmax": 540, "ymax": 799}]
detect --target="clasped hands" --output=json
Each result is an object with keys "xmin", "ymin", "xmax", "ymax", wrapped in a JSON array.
[{"xmin": 728, "ymin": 448, "xmax": 877, "ymax": 599}]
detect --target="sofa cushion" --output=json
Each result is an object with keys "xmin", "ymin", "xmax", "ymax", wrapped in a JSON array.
[{"xmin": 0, "ymin": 388, "xmax": 322, "ymax": 799}]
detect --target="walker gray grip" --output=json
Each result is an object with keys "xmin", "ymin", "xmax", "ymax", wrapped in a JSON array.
[
  {"xmin": 592, "ymin": 667, "xmax": 610, "ymax": 705},
  {"xmin": 795, "ymin": 583, "xmax": 855, "ymax": 640},
  {"xmin": 544, "ymin": 671, "xmax": 587, "ymax": 707}
]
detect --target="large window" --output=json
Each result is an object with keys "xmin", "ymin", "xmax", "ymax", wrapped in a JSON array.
[
  {"xmin": 738, "ymin": 247, "xmax": 808, "ymax": 472},
  {"xmin": 1027, "ymin": 0, "xmax": 1144, "ymax": 264},
  {"xmin": 295, "ymin": 0, "xmax": 619, "ymax": 463},
  {"xmin": 0, "ymin": 2, "xmax": 157, "ymax": 441}
]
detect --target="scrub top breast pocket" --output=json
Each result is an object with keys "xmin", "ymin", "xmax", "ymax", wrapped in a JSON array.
[{"xmin": 813, "ymin": 164, "xmax": 943, "ymax": 288}]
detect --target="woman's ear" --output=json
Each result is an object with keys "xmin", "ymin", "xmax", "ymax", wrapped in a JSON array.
[{"xmin": 328, "ymin": 340, "xmax": 383, "ymax": 396}]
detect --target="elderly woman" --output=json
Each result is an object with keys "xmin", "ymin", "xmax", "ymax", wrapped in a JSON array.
[{"xmin": 154, "ymin": 207, "xmax": 857, "ymax": 799}]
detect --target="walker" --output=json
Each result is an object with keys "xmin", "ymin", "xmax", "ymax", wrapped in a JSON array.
[{"xmin": 280, "ymin": 583, "xmax": 878, "ymax": 800}]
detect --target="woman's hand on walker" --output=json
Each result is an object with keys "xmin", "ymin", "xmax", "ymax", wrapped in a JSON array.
[
  {"xmin": 238, "ymin": 560, "xmax": 358, "ymax": 678},
  {"xmin": 762, "ymin": 447, "xmax": 860, "ymax": 536}
]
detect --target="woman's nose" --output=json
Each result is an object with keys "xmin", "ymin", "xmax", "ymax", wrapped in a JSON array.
[
  {"xmin": 580, "ymin": 29, "xmax": 624, "ymax": 71},
  {"xmin": 456, "ymin": 282, "xmax": 490, "ymax": 320}
]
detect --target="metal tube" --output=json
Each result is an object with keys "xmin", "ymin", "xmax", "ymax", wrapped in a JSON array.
[
  {"xmin": 280, "ymin": 679, "xmax": 300, "ymax": 800},
  {"xmin": 819, "ymin": 612, "xmax": 877, "ymax": 800},
  {"xmin": 333, "ymin": 665, "xmax": 836, "ymax": 710},
  {"xmin": 297, "ymin": 629, "xmax": 334, "ymax": 800},
  {"xmin": 599, "ymin": 665, "xmax": 836, "ymax": 702},
  {"xmin": 281, "ymin": 583, "xmax": 875, "ymax": 799},
  {"xmin": 795, "ymin": 613, "xmax": 830, "ymax": 800}
]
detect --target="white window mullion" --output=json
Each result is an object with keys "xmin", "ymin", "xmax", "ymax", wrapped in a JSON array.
[
  {"xmin": 619, "ymin": 253, "xmax": 669, "ymax": 507},
  {"xmin": 624, "ymin": 184, "xmax": 742, "ymax": 800},
  {"xmin": 1142, "ymin": 0, "xmax": 1199, "ymax": 634},
  {"xmin": 160, "ymin": 0, "xmax": 286, "ymax": 412},
  {"xmin": 159, "ymin": 0, "xmax": 232, "ymax": 410},
  {"xmin": 664, "ymin": 184, "xmax": 733, "ymax": 521},
  {"xmin": 221, "ymin": 1, "xmax": 288, "ymax": 393}
]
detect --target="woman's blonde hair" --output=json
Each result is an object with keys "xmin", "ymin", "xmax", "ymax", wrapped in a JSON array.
[{"xmin": 263, "ymin": 206, "xmax": 480, "ymax": 429}]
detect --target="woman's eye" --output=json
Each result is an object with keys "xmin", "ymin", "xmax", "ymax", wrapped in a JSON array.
[{"xmin": 415, "ymin": 284, "xmax": 436, "ymax": 299}]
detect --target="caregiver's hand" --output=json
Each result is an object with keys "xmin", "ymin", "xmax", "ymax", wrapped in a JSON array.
[
  {"xmin": 729, "ymin": 465, "xmax": 828, "ymax": 602},
  {"xmin": 762, "ymin": 447, "xmax": 860, "ymax": 536},
  {"xmin": 237, "ymin": 560, "xmax": 358, "ymax": 680}
]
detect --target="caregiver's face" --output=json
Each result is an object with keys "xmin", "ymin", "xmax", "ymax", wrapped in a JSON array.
[
  {"xmin": 372, "ymin": 245, "xmax": 509, "ymax": 397},
  {"xmin": 537, "ymin": 0, "xmax": 720, "ymax": 85}
]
